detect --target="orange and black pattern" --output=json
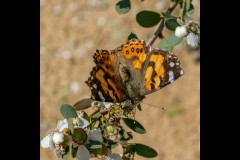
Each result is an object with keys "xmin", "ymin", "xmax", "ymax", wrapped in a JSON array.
[{"xmin": 85, "ymin": 39, "xmax": 184, "ymax": 103}]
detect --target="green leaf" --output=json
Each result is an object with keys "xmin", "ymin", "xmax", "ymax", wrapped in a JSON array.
[
  {"xmin": 136, "ymin": 11, "xmax": 161, "ymax": 28},
  {"xmin": 165, "ymin": 18, "xmax": 180, "ymax": 31},
  {"xmin": 122, "ymin": 118, "xmax": 146, "ymax": 134},
  {"xmin": 115, "ymin": 0, "xmax": 131, "ymax": 14},
  {"xmin": 161, "ymin": 13, "xmax": 180, "ymax": 31},
  {"xmin": 159, "ymin": 39, "xmax": 173, "ymax": 52},
  {"xmin": 165, "ymin": 34, "xmax": 183, "ymax": 46},
  {"xmin": 86, "ymin": 140, "xmax": 102, "ymax": 149},
  {"xmin": 161, "ymin": 13, "xmax": 176, "ymax": 19},
  {"xmin": 71, "ymin": 147, "xmax": 78, "ymax": 158},
  {"xmin": 186, "ymin": 0, "xmax": 191, "ymax": 11},
  {"xmin": 187, "ymin": 3, "xmax": 194, "ymax": 15},
  {"xmin": 60, "ymin": 104, "xmax": 78, "ymax": 119},
  {"xmin": 128, "ymin": 32, "xmax": 138, "ymax": 40},
  {"xmin": 182, "ymin": 0, "xmax": 187, "ymax": 17},
  {"xmin": 73, "ymin": 98, "xmax": 94, "ymax": 111},
  {"xmin": 91, "ymin": 112, "xmax": 102, "ymax": 119},
  {"xmin": 67, "ymin": 118, "xmax": 74, "ymax": 134},
  {"xmin": 130, "ymin": 143, "xmax": 158, "ymax": 158}
]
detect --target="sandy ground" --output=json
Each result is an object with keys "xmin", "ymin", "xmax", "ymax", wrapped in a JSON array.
[{"xmin": 40, "ymin": 0, "xmax": 200, "ymax": 159}]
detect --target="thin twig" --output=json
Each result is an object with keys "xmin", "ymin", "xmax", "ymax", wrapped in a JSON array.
[{"xmin": 147, "ymin": 2, "xmax": 178, "ymax": 46}]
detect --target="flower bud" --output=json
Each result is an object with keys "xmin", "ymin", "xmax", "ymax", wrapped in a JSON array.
[
  {"xmin": 175, "ymin": 26, "xmax": 188, "ymax": 38},
  {"xmin": 52, "ymin": 132, "xmax": 64, "ymax": 144},
  {"xmin": 186, "ymin": 32, "xmax": 200, "ymax": 47}
]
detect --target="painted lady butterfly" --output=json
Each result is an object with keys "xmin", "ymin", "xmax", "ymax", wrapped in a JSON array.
[{"xmin": 86, "ymin": 39, "xmax": 184, "ymax": 105}]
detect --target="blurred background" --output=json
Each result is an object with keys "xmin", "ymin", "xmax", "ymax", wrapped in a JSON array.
[{"xmin": 40, "ymin": 0, "xmax": 200, "ymax": 160}]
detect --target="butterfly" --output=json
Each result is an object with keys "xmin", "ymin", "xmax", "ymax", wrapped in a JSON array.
[{"xmin": 85, "ymin": 39, "xmax": 184, "ymax": 105}]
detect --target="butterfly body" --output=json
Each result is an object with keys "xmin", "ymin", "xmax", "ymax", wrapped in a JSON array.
[{"xmin": 86, "ymin": 39, "xmax": 184, "ymax": 105}]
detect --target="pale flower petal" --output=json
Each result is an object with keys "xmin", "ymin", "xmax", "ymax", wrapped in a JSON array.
[
  {"xmin": 52, "ymin": 132, "xmax": 64, "ymax": 144},
  {"xmin": 76, "ymin": 145, "xmax": 91, "ymax": 160},
  {"xmin": 57, "ymin": 119, "xmax": 68, "ymax": 132},
  {"xmin": 107, "ymin": 153, "xmax": 122, "ymax": 160},
  {"xmin": 175, "ymin": 26, "xmax": 188, "ymax": 38},
  {"xmin": 88, "ymin": 128, "xmax": 103, "ymax": 142},
  {"xmin": 41, "ymin": 135, "xmax": 51, "ymax": 148},
  {"xmin": 186, "ymin": 32, "xmax": 199, "ymax": 47},
  {"xmin": 53, "ymin": 149, "xmax": 62, "ymax": 159},
  {"xmin": 77, "ymin": 116, "xmax": 89, "ymax": 129}
]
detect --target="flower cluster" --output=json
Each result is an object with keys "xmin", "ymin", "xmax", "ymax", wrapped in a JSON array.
[
  {"xmin": 41, "ymin": 111, "xmax": 122, "ymax": 160},
  {"xmin": 175, "ymin": 19, "xmax": 200, "ymax": 48}
]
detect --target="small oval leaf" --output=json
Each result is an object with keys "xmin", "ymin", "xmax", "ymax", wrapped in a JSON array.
[
  {"xmin": 128, "ymin": 32, "xmax": 138, "ymax": 40},
  {"xmin": 86, "ymin": 140, "xmax": 102, "ymax": 149},
  {"xmin": 165, "ymin": 18, "xmax": 180, "ymax": 31},
  {"xmin": 60, "ymin": 104, "xmax": 78, "ymax": 119},
  {"xmin": 159, "ymin": 39, "xmax": 173, "ymax": 52},
  {"xmin": 73, "ymin": 98, "xmax": 94, "ymax": 111},
  {"xmin": 136, "ymin": 11, "xmax": 161, "ymax": 28},
  {"xmin": 71, "ymin": 147, "xmax": 78, "ymax": 158},
  {"xmin": 122, "ymin": 118, "xmax": 146, "ymax": 134},
  {"xmin": 187, "ymin": 3, "xmax": 194, "ymax": 15},
  {"xmin": 115, "ymin": 0, "xmax": 131, "ymax": 14},
  {"xmin": 165, "ymin": 34, "xmax": 183, "ymax": 46},
  {"xmin": 67, "ymin": 118, "xmax": 74, "ymax": 134},
  {"xmin": 130, "ymin": 143, "xmax": 158, "ymax": 158}
]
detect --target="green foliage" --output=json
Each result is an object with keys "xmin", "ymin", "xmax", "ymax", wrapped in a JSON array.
[
  {"xmin": 122, "ymin": 118, "xmax": 146, "ymax": 134},
  {"xmin": 130, "ymin": 143, "xmax": 158, "ymax": 158},
  {"xmin": 182, "ymin": 0, "xmax": 195, "ymax": 17},
  {"xmin": 115, "ymin": 0, "xmax": 131, "ymax": 14},
  {"xmin": 73, "ymin": 98, "xmax": 93, "ymax": 110},
  {"xmin": 67, "ymin": 118, "xmax": 74, "ymax": 134},
  {"xmin": 161, "ymin": 13, "xmax": 180, "ymax": 31},
  {"xmin": 86, "ymin": 141, "xmax": 102, "ymax": 149},
  {"xmin": 128, "ymin": 32, "xmax": 138, "ymax": 40},
  {"xmin": 136, "ymin": 11, "xmax": 161, "ymax": 27},
  {"xmin": 71, "ymin": 147, "xmax": 78, "ymax": 158},
  {"xmin": 159, "ymin": 34, "xmax": 183, "ymax": 52},
  {"xmin": 159, "ymin": 39, "xmax": 173, "ymax": 52},
  {"xmin": 60, "ymin": 104, "xmax": 78, "ymax": 119}
]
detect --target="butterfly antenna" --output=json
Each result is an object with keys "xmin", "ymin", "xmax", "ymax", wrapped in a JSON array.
[{"xmin": 142, "ymin": 102, "xmax": 166, "ymax": 110}]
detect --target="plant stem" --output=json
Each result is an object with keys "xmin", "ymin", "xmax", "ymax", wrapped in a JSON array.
[{"xmin": 147, "ymin": 2, "xmax": 178, "ymax": 46}]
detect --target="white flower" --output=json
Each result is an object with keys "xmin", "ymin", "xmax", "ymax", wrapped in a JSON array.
[
  {"xmin": 52, "ymin": 132, "xmax": 64, "ymax": 144},
  {"xmin": 76, "ymin": 116, "xmax": 89, "ymax": 129},
  {"xmin": 186, "ymin": 32, "xmax": 200, "ymax": 47},
  {"xmin": 76, "ymin": 145, "xmax": 91, "ymax": 160},
  {"xmin": 57, "ymin": 119, "xmax": 68, "ymax": 132},
  {"xmin": 88, "ymin": 128, "xmax": 103, "ymax": 142},
  {"xmin": 41, "ymin": 135, "xmax": 54, "ymax": 149},
  {"xmin": 57, "ymin": 116, "xmax": 89, "ymax": 132},
  {"xmin": 175, "ymin": 26, "xmax": 188, "ymax": 38},
  {"xmin": 106, "ymin": 153, "xmax": 122, "ymax": 160}
]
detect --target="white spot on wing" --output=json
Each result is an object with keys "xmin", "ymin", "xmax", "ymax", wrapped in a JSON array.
[
  {"xmin": 168, "ymin": 71, "xmax": 174, "ymax": 82},
  {"xmin": 180, "ymin": 70, "xmax": 184, "ymax": 75},
  {"xmin": 170, "ymin": 62, "xmax": 175, "ymax": 67},
  {"xmin": 176, "ymin": 63, "xmax": 179, "ymax": 65},
  {"xmin": 98, "ymin": 91, "xmax": 105, "ymax": 100},
  {"xmin": 93, "ymin": 84, "xmax": 97, "ymax": 89},
  {"xmin": 91, "ymin": 95, "xmax": 95, "ymax": 100}
]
